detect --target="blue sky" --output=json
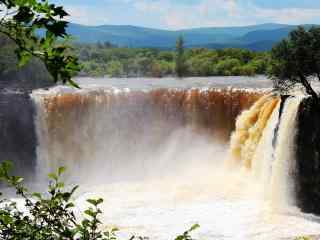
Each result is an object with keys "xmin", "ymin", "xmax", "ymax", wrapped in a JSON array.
[{"xmin": 52, "ymin": 0, "xmax": 320, "ymax": 29}]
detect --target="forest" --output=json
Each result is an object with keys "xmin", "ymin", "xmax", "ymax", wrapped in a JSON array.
[
  {"xmin": 75, "ymin": 42, "xmax": 271, "ymax": 78},
  {"xmin": 0, "ymin": 34, "xmax": 272, "ymax": 90}
]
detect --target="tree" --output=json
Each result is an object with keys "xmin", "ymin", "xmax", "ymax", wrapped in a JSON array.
[
  {"xmin": 175, "ymin": 36, "xmax": 187, "ymax": 77},
  {"xmin": 106, "ymin": 60, "xmax": 123, "ymax": 77},
  {"xmin": 213, "ymin": 58, "xmax": 241, "ymax": 76},
  {"xmin": 0, "ymin": 0, "xmax": 80, "ymax": 87},
  {"xmin": 269, "ymin": 26, "xmax": 320, "ymax": 101}
]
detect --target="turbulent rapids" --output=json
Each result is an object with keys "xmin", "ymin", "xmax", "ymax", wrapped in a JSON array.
[{"xmin": 3, "ymin": 76, "xmax": 320, "ymax": 239}]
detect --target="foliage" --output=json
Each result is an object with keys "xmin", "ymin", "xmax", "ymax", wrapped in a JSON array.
[
  {"xmin": 174, "ymin": 224, "xmax": 199, "ymax": 240},
  {"xmin": 0, "ymin": 34, "xmax": 53, "ymax": 90},
  {"xmin": 269, "ymin": 26, "xmax": 320, "ymax": 100},
  {"xmin": 0, "ymin": 0, "xmax": 80, "ymax": 87},
  {"xmin": 106, "ymin": 61, "xmax": 124, "ymax": 77},
  {"xmin": 0, "ymin": 161, "xmax": 199, "ymax": 240},
  {"xmin": 74, "ymin": 43, "xmax": 270, "ymax": 78},
  {"xmin": 175, "ymin": 36, "xmax": 187, "ymax": 77}
]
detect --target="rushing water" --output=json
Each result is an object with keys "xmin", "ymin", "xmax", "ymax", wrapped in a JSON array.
[{"xmin": 28, "ymin": 77, "xmax": 320, "ymax": 239}]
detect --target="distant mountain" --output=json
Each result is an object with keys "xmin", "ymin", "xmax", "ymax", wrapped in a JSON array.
[
  {"xmin": 237, "ymin": 26, "xmax": 297, "ymax": 43},
  {"xmin": 66, "ymin": 23, "xmax": 313, "ymax": 51}
]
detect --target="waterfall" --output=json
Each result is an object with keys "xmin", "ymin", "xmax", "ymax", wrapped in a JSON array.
[
  {"xmin": 31, "ymin": 87, "xmax": 262, "ymax": 183},
  {"xmin": 229, "ymin": 94, "xmax": 303, "ymax": 208},
  {"xmin": 269, "ymin": 97, "xmax": 302, "ymax": 209},
  {"xmin": 229, "ymin": 94, "xmax": 280, "ymax": 169},
  {"xmin": 27, "ymin": 84, "xmax": 320, "ymax": 238},
  {"xmin": 31, "ymin": 84, "xmax": 309, "ymax": 210}
]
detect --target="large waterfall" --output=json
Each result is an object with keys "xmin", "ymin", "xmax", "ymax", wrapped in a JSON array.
[
  {"xmin": 30, "ymin": 85, "xmax": 310, "ymax": 209},
  {"xmin": 1, "ymin": 78, "xmax": 319, "ymax": 239},
  {"xmin": 31, "ymin": 87, "xmax": 262, "ymax": 183}
]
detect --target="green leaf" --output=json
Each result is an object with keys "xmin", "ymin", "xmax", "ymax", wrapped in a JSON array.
[
  {"xmin": 58, "ymin": 166, "xmax": 65, "ymax": 176},
  {"xmin": 56, "ymin": 182, "xmax": 64, "ymax": 189},
  {"xmin": 14, "ymin": 176, "xmax": 24, "ymax": 184},
  {"xmin": 111, "ymin": 227, "xmax": 119, "ymax": 232},
  {"xmin": 48, "ymin": 173, "xmax": 58, "ymax": 181},
  {"xmin": 1, "ymin": 161, "xmax": 13, "ymax": 173},
  {"xmin": 17, "ymin": 50, "xmax": 32, "ymax": 67},
  {"xmin": 70, "ymin": 185, "xmax": 79, "ymax": 195},
  {"xmin": 87, "ymin": 199, "xmax": 99, "ymax": 206},
  {"xmin": 189, "ymin": 223, "xmax": 200, "ymax": 232},
  {"xmin": 84, "ymin": 209, "xmax": 96, "ymax": 217},
  {"xmin": 67, "ymin": 79, "xmax": 80, "ymax": 89},
  {"xmin": 96, "ymin": 198, "xmax": 103, "ymax": 205},
  {"xmin": 65, "ymin": 202, "xmax": 75, "ymax": 208},
  {"xmin": 32, "ymin": 192, "xmax": 42, "ymax": 199},
  {"xmin": 13, "ymin": 6, "xmax": 34, "ymax": 23}
]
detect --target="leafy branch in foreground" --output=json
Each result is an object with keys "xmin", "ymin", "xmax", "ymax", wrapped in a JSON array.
[
  {"xmin": 174, "ymin": 224, "xmax": 200, "ymax": 240},
  {"xmin": 0, "ymin": 0, "xmax": 80, "ymax": 87},
  {"xmin": 0, "ymin": 161, "xmax": 199, "ymax": 240}
]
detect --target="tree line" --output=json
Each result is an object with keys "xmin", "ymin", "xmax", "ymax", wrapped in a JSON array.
[
  {"xmin": 0, "ymin": 38, "xmax": 272, "ymax": 89},
  {"xmin": 75, "ymin": 40, "xmax": 271, "ymax": 78},
  {"xmin": 0, "ymin": 34, "xmax": 273, "ymax": 89}
]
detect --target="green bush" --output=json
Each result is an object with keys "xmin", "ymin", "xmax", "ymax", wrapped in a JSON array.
[
  {"xmin": 106, "ymin": 61, "xmax": 124, "ymax": 77},
  {"xmin": 213, "ymin": 58, "xmax": 242, "ymax": 76},
  {"xmin": 0, "ymin": 161, "xmax": 199, "ymax": 240}
]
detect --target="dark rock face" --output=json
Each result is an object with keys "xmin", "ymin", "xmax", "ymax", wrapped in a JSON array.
[
  {"xmin": 0, "ymin": 62, "xmax": 54, "ymax": 179},
  {"xmin": 0, "ymin": 92, "xmax": 37, "ymax": 179},
  {"xmin": 295, "ymin": 97, "xmax": 320, "ymax": 214}
]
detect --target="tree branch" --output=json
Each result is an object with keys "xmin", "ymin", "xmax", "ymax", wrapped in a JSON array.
[{"xmin": 299, "ymin": 73, "xmax": 319, "ymax": 101}]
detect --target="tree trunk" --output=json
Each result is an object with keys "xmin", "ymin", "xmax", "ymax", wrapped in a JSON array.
[{"xmin": 299, "ymin": 74, "xmax": 319, "ymax": 104}]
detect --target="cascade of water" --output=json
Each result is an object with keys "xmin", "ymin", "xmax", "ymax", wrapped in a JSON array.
[
  {"xmin": 229, "ymin": 94, "xmax": 303, "ymax": 208},
  {"xmin": 31, "ymin": 87, "xmax": 262, "ymax": 183},
  {"xmin": 229, "ymin": 94, "xmax": 280, "ymax": 168},
  {"xmin": 269, "ymin": 97, "xmax": 302, "ymax": 209}
]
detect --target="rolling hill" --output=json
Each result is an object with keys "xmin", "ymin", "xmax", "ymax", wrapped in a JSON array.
[{"xmin": 66, "ymin": 23, "xmax": 314, "ymax": 51}]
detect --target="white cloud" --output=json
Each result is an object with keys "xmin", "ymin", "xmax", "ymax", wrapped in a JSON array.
[
  {"xmin": 63, "ymin": 5, "xmax": 110, "ymax": 25},
  {"xmin": 252, "ymin": 6, "xmax": 320, "ymax": 24},
  {"xmin": 63, "ymin": 0, "xmax": 320, "ymax": 28},
  {"xmin": 133, "ymin": 0, "xmax": 243, "ymax": 29}
]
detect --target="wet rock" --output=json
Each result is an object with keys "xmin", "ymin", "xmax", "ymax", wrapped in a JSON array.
[
  {"xmin": 0, "ymin": 92, "xmax": 37, "ymax": 179},
  {"xmin": 295, "ymin": 97, "xmax": 320, "ymax": 214}
]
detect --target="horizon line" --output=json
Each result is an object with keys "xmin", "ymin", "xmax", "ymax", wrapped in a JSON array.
[{"xmin": 68, "ymin": 22, "xmax": 311, "ymax": 31}]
